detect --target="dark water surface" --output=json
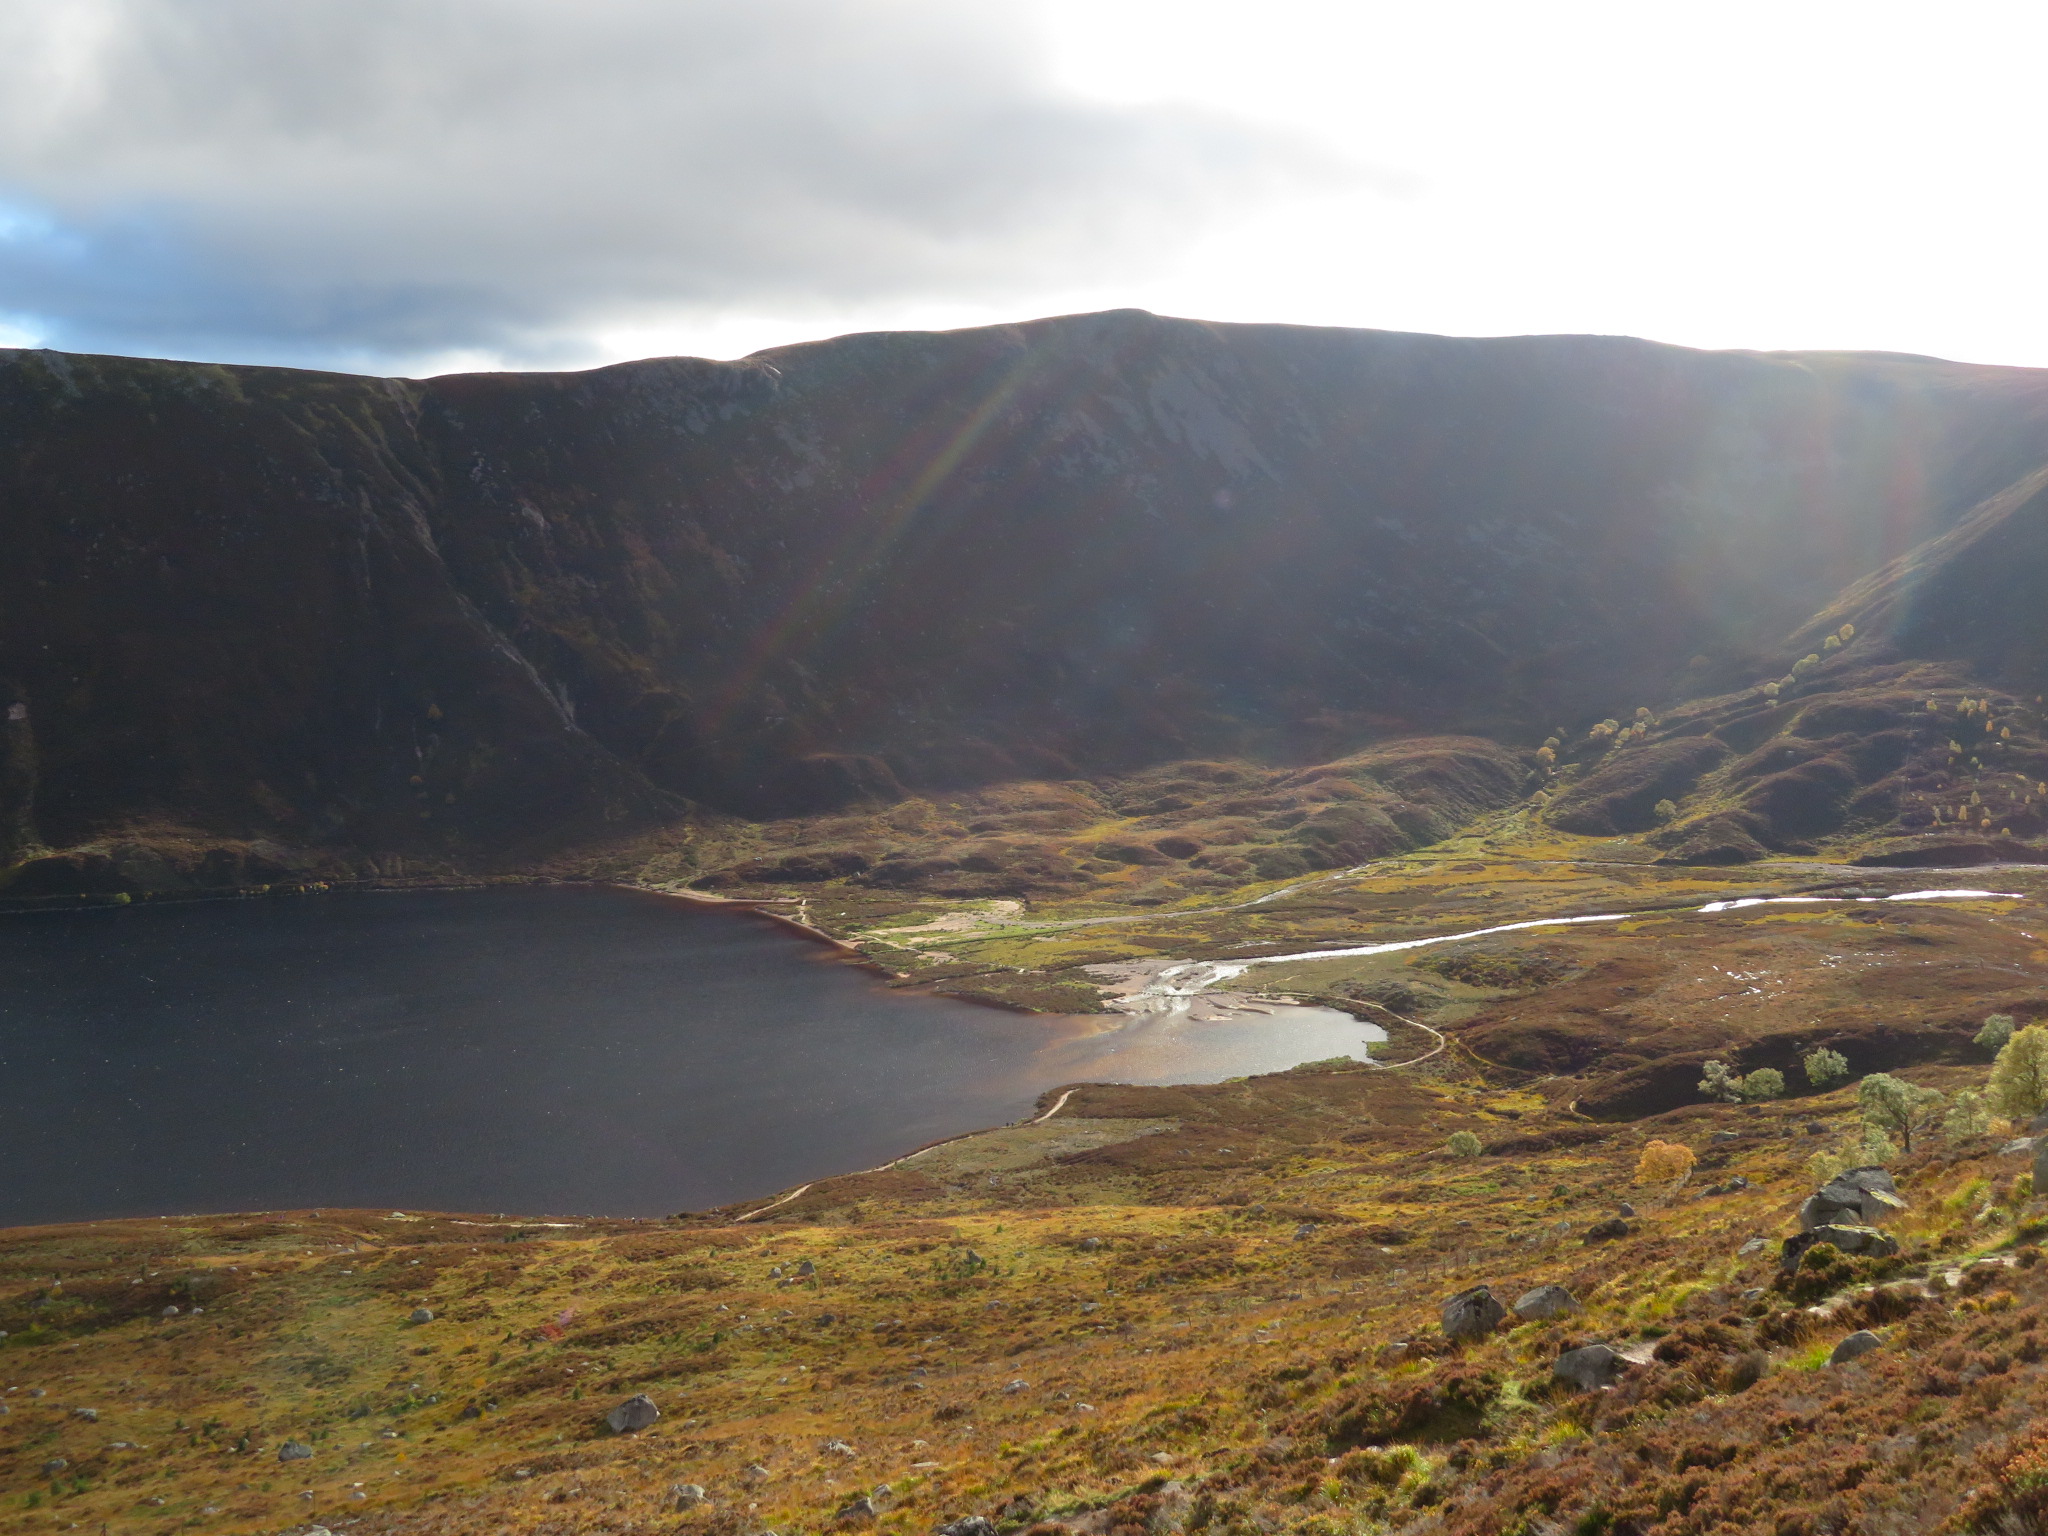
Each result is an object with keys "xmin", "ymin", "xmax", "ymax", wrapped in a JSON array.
[{"xmin": 0, "ymin": 888, "xmax": 1377, "ymax": 1226}]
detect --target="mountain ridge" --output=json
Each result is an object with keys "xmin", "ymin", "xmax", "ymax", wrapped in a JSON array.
[{"xmin": 4, "ymin": 310, "xmax": 2048, "ymax": 898}]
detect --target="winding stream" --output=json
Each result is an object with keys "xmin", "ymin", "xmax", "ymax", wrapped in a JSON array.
[{"xmin": 1103, "ymin": 889, "xmax": 2027, "ymax": 1017}]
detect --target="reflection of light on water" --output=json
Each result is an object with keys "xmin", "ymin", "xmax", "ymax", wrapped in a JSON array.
[{"xmin": 1034, "ymin": 1004, "xmax": 1384, "ymax": 1086}]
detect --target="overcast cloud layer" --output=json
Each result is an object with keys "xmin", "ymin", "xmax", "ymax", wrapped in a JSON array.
[{"xmin": 0, "ymin": 0, "xmax": 1337, "ymax": 371}]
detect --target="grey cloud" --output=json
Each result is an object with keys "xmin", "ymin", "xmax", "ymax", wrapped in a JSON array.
[{"xmin": 0, "ymin": 0, "xmax": 1350, "ymax": 370}]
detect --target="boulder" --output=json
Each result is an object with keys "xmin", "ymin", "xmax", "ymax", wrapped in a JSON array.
[
  {"xmin": 1617, "ymin": 1202, "xmax": 1637, "ymax": 1218},
  {"xmin": 668, "ymin": 1484, "xmax": 708, "ymax": 1510},
  {"xmin": 606, "ymin": 1394, "xmax": 660, "ymax": 1434},
  {"xmin": 1584, "ymin": 1218, "xmax": 1631, "ymax": 1243},
  {"xmin": 1512, "ymin": 1284, "xmax": 1580, "ymax": 1322},
  {"xmin": 277, "ymin": 1441, "xmax": 313, "ymax": 1463},
  {"xmin": 408, "ymin": 1307, "xmax": 435, "ymax": 1324},
  {"xmin": 937, "ymin": 1520, "xmax": 997, "ymax": 1536},
  {"xmin": 1779, "ymin": 1224, "xmax": 1899, "ymax": 1272},
  {"xmin": 835, "ymin": 1496, "xmax": 878, "ymax": 1523},
  {"xmin": 1441, "ymin": 1285, "xmax": 1507, "ymax": 1341},
  {"xmin": 1830, "ymin": 1330, "xmax": 1883, "ymax": 1366},
  {"xmin": 1798, "ymin": 1168, "xmax": 1905, "ymax": 1230},
  {"xmin": 1553, "ymin": 1344, "xmax": 1623, "ymax": 1391}
]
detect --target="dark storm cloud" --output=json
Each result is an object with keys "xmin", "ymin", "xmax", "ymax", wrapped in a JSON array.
[{"xmin": 0, "ymin": 0, "xmax": 1342, "ymax": 370}]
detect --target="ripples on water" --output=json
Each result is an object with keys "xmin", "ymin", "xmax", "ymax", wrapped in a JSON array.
[{"xmin": 0, "ymin": 888, "xmax": 1378, "ymax": 1225}]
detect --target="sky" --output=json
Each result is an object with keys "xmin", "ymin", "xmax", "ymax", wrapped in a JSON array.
[{"xmin": 2, "ymin": 0, "xmax": 2045, "ymax": 376}]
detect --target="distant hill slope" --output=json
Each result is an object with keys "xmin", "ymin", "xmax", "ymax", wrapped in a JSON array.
[{"xmin": 6, "ymin": 311, "xmax": 2048, "ymax": 873}]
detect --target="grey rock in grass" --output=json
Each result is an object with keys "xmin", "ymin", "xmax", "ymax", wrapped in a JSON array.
[
  {"xmin": 937, "ymin": 1520, "xmax": 997, "ymax": 1536},
  {"xmin": 1830, "ymin": 1330, "xmax": 1883, "ymax": 1366},
  {"xmin": 1799, "ymin": 1167, "xmax": 1905, "ymax": 1230},
  {"xmin": 605, "ymin": 1394, "xmax": 659, "ymax": 1434},
  {"xmin": 668, "ymin": 1484, "xmax": 708, "ymax": 1509},
  {"xmin": 277, "ymin": 1440, "xmax": 314, "ymax": 1462},
  {"xmin": 1512, "ymin": 1284, "xmax": 1580, "ymax": 1322},
  {"xmin": 409, "ymin": 1307, "xmax": 435, "ymax": 1324},
  {"xmin": 1441, "ymin": 1285, "xmax": 1507, "ymax": 1341},
  {"xmin": 1553, "ymin": 1344, "xmax": 1623, "ymax": 1391}
]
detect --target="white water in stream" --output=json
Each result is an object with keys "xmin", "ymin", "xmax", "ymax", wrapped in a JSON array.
[{"xmin": 1114, "ymin": 889, "xmax": 2026, "ymax": 1015}]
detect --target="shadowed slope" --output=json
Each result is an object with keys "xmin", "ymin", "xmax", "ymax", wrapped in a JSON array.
[{"xmin": 7, "ymin": 313, "xmax": 2048, "ymax": 875}]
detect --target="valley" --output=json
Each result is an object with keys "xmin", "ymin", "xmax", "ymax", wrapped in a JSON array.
[{"xmin": 7, "ymin": 312, "xmax": 2048, "ymax": 1535}]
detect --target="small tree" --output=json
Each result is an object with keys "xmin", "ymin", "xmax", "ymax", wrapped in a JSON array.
[
  {"xmin": 1636, "ymin": 1140, "xmax": 1696, "ymax": 1187},
  {"xmin": 1806, "ymin": 1124, "xmax": 1898, "ymax": 1184},
  {"xmin": 1990, "ymin": 1024, "xmax": 2048, "ymax": 1123},
  {"xmin": 1945, "ymin": 1089, "xmax": 1993, "ymax": 1140},
  {"xmin": 1699, "ymin": 1060, "xmax": 1742, "ymax": 1103},
  {"xmin": 1803, "ymin": 1047, "xmax": 1850, "ymax": 1088},
  {"xmin": 1858, "ymin": 1072, "xmax": 1945, "ymax": 1156},
  {"xmin": 1445, "ymin": 1130, "xmax": 1483, "ymax": 1157},
  {"xmin": 1738, "ymin": 1067, "xmax": 1786, "ymax": 1102},
  {"xmin": 1977, "ymin": 1013, "xmax": 2017, "ymax": 1054},
  {"xmin": 1653, "ymin": 798, "xmax": 1678, "ymax": 822}
]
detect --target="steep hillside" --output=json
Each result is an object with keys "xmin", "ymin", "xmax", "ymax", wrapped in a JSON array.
[{"xmin": 8, "ymin": 314, "xmax": 2048, "ymax": 894}]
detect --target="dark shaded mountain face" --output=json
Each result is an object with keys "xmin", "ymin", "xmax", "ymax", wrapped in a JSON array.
[{"xmin": 5, "ymin": 310, "xmax": 2048, "ymax": 874}]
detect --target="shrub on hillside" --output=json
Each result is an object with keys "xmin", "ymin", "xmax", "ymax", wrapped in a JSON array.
[
  {"xmin": 1945, "ymin": 1089, "xmax": 1994, "ymax": 1139},
  {"xmin": 1445, "ymin": 1131, "xmax": 1483, "ymax": 1158},
  {"xmin": 1992, "ymin": 1025, "xmax": 2048, "ymax": 1121},
  {"xmin": 1738, "ymin": 1067, "xmax": 1785, "ymax": 1102},
  {"xmin": 1859, "ymin": 1072, "xmax": 1945, "ymax": 1155},
  {"xmin": 1700, "ymin": 1059, "xmax": 1782, "ymax": 1103},
  {"xmin": 1635, "ymin": 1140, "xmax": 1696, "ymax": 1187},
  {"xmin": 1978, "ymin": 1012, "xmax": 2018, "ymax": 1054},
  {"xmin": 1803, "ymin": 1047, "xmax": 1849, "ymax": 1088}
]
